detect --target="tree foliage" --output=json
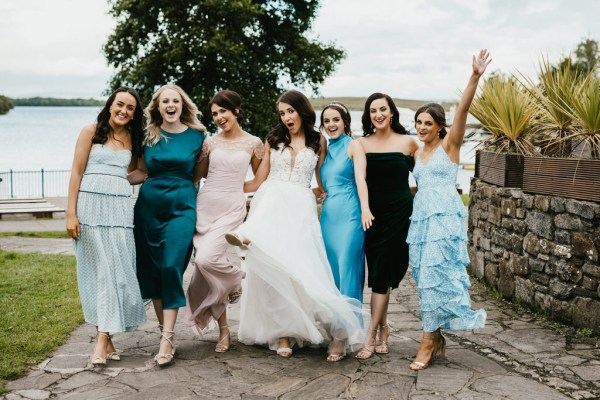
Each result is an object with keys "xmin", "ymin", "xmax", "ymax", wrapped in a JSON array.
[
  {"xmin": 103, "ymin": 0, "xmax": 345, "ymax": 137},
  {"xmin": 557, "ymin": 37, "xmax": 599, "ymax": 76},
  {"xmin": 0, "ymin": 95, "xmax": 14, "ymax": 115}
]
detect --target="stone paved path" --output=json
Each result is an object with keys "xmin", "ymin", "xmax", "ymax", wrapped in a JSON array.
[{"xmin": 1, "ymin": 235, "xmax": 599, "ymax": 399}]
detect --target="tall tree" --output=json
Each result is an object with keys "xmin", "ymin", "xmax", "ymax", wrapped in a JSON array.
[{"xmin": 103, "ymin": 0, "xmax": 345, "ymax": 136}]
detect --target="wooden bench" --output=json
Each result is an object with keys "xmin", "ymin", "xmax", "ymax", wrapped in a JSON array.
[{"xmin": 0, "ymin": 199, "xmax": 65, "ymax": 219}]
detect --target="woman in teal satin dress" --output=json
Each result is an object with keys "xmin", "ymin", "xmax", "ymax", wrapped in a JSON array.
[
  {"xmin": 319, "ymin": 102, "xmax": 373, "ymax": 303},
  {"xmin": 132, "ymin": 84, "xmax": 206, "ymax": 367}
]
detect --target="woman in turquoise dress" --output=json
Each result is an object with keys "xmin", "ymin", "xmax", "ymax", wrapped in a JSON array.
[
  {"xmin": 132, "ymin": 84, "xmax": 206, "ymax": 367},
  {"xmin": 66, "ymin": 87, "xmax": 146, "ymax": 366},
  {"xmin": 407, "ymin": 49, "xmax": 491, "ymax": 370},
  {"xmin": 356, "ymin": 93, "xmax": 419, "ymax": 360},
  {"xmin": 319, "ymin": 102, "xmax": 372, "ymax": 303}
]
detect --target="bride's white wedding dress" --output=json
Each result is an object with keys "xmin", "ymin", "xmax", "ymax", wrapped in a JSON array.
[{"xmin": 235, "ymin": 145, "xmax": 367, "ymax": 353}]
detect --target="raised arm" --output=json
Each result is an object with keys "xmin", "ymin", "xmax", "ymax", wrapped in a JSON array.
[
  {"xmin": 446, "ymin": 49, "xmax": 492, "ymax": 152},
  {"xmin": 66, "ymin": 125, "xmax": 95, "ymax": 240},
  {"xmin": 244, "ymin": 142, "xmax": 271, "ymax": 193}
]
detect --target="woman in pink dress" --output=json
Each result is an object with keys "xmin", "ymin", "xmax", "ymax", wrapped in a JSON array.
[{"xmin": 185, "ymin": 90, "xmax": 264, "ymax": 352}]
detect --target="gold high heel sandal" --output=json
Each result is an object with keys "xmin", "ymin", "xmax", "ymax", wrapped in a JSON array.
[
  {"xmin": 375, "ymin": 324, "xmax": 389, "ymax": 354},
  {"xmin": 154, "ymin": 330, "xmax": 176, "ymax": 367},
  {"xmin": 215, "ymin": 325, "xmax": 231, "ymax": 353},
  {"xmin": 409, "ymin": 331, "xmax": 445, "ymax": 370},
  {"xmin": 355, "ymin": 328, "xmax": 378, "ymax": 360}
]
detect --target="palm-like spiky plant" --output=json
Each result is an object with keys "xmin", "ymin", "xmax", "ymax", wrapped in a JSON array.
[
  {"xmin": 565, "ymin": 76, "xmax": 600, "ymax": 158},
  {"xmin": 470, "ymin": 77, "xmax": 538, "ymax": 155},
  {"xmin": 520, "ymin": 57, "xmax": 585, "ymax": 157}
]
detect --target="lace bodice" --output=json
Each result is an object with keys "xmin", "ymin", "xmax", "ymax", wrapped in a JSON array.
[
  {"xmin": 200, "ymin": 134, "xmax": 264, "ymax": 193},
  {"xmin": 201, "ymin": 134, "xmax": 265, "ymax": 159},
  {"xmin": 268, "ymin": 146, "xmax": 318, "ymax": 187}
]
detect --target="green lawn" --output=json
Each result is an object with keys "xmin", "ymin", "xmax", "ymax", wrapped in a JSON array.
[
  {"xmin": 0, "ymin": 231, "xmax": 70, "ymax": 239},
  {"xmin": 461, "ymin": 194, "xmax": 470, "ymax": 206},
  {"xmin": 0, "ymin": 251, "xmax": 83, "ymax": 393}
]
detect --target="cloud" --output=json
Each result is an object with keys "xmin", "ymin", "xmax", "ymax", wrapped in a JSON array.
[{"xmin": 1, "ymin": 0, "xmax": 600, "ymax": 100}]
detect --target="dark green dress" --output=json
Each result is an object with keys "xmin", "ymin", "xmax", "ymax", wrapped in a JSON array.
[
  {"xmin": 365, "ymin": 152, "xmax": 414, "ymax": 294},
  {"xmin": 134, "ymin": 128, "xmax": 205, "ymax": 309}
]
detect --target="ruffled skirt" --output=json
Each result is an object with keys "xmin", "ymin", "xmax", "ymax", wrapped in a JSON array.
[{"xmin": 407, "ymin": 189, "xmax": 485, "ymax": 332}]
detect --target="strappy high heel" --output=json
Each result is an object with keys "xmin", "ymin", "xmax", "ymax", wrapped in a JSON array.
[
  {"xmin": 154, "ymin": 330, "xmax": 176, "ymax": 367},
  {"xmin": 355, "ymin": 328, "xmax": 378, "ymax": 360},
  {"xmin": 225, "ymin": 232, "xmax": 249, "ymax": 250},
  {"xmin": 375, "ymin": 324, "xmax": 389, "ymax": 354},
  {"xmin": 228, "ymin": 288, "xmax": 243, "ymax": 304},
  {"xmin": 91, "ymin": 332, "xmax": 109, "ymax": 366},
  {"xmin": 106, "ymin": 334, "xmax": 121, "ymax": 361},
  {"xmin": 215, "ymin": 325, "xmax": 230, "ymax": 353},
  {"xmin": 409, "ymin": 330, "xmax": 445, "ymax": 370}
]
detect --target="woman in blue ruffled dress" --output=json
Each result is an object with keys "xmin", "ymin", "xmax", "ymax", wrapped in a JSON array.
[
  {"xmin": 319, "ymin": 102, "xmax": 373, "ymax": 304},
  {"xmin": 407, "ymin": 49, "xmax": 491, "ymax": 370}
]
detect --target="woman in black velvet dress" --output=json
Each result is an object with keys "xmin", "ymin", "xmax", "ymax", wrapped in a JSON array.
[{"xmin": 355, "ymin": 93, "xmax": 418, "ymax": 359}]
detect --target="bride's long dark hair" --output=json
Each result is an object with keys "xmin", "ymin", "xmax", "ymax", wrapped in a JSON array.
[{"xmin": 266, "ymin": 90, "xmax": 321, "ymax": 154}]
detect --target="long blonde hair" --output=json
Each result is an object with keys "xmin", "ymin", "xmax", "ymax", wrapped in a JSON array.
[{"xmin": 144, "ymin": 84, "xmax": 206, "ymax": 146}]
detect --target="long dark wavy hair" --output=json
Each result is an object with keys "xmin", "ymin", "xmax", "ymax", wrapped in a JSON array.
[
  {"xmin": 320, "ymin": 102, "xmax": 352, "ymax": 136},
  {"xmin": 208, "ymin": 90, "xmax": 245, "ymax": 125},
  {"xmin": 361, "ymin": 93, "xmax": 407, "ymax": 136},
  {"xmin": 415, "ymin": 103, "xmax": 448, "ymax": 138},
  {"xmin": 93, "ymin": 87, "xmax": 144, "ymax": 157},
  {"xmin": 266, "ymin": 90, "xmax": 321, "ymax": 154}
]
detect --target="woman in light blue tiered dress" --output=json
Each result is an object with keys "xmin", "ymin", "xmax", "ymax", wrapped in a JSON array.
[
  {"xmin": 66, "ymin": 87, "xmax": 146, "ymax": 367},
  {"xmin": 319, "ymin": 102, "xmax": 372, "ymax": 303},
  {"xmin": 407, "ymin": 50, "xmax": 491, "ymax": 370}
]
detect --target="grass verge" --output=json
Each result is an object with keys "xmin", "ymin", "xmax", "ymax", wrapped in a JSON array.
[
  {"xmin": 0, "ymin": 231, "xmax": 70, "ymax": 239},
  {"xmin": 0, "ymin": 250, "xmax": 83, "ymax": 393},
  {"xmin": 460, "ymin": 194, "xmax": 470, "ymax": 206}
]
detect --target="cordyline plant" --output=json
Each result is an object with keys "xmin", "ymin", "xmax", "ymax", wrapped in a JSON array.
[
  {"xmin": 519, "ymin": 57, "xmax": 586, "ymax": 157},
  {"xmin": 564, "ymin": 75, "xmax": 600, "ymax": 159},
  {"xmin": 470, "ymin": 76, "xmax": 538, "ymax": 155}
]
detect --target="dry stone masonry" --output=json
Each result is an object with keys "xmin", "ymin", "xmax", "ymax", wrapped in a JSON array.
[{"xmin": 468, "ymin": 179, "xmax": 600, "ymax": 333}]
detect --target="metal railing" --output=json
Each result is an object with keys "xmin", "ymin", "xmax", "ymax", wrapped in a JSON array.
[{"xmin": 0, "ymin": 169, "xmax": 71, "ymax": 199}]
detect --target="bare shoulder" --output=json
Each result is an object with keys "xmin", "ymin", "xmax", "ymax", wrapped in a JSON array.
[{"xmin": 80, "ymin": 124, "xmax": 96, "ymax": 139}]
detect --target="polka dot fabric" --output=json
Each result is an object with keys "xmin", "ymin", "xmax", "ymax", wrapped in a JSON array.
[{"xmin": 74, "ymin": 144, "xmax": 146, "ymax": 332}]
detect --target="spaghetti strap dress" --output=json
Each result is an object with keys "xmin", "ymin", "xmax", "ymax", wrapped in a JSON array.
[
  {"xmin": 75, "ymin": 144, "xmax": 146, "ymax": 332},
  {"xmin": 407, "ymin": 145, "xmax": 486, "ymax": 332},
  {"xmin": 364, "ymin": 152, "xmax": 414, "ymax": 294}
]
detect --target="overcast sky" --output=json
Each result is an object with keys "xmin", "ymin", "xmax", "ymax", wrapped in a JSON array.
[{"xmin": 1, "ymin": 0, "xmax": 599, "ymax": 101}]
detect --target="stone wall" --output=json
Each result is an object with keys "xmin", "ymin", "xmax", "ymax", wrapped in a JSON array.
[{"xmin": 468, "ymin": 179, "xmax": 600, "ymax": 333}]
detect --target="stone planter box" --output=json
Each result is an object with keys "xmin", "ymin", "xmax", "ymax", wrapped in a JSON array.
[
  {"xmin": 523, "ymin": 156, "xmax": 600, "ymax": 203},
  {"xmin": 475, "ymin": 150, "xmax": 524, "ymax": 188}
]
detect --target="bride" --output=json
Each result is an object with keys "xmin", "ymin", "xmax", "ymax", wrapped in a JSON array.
[{"xmin": 226, "ymin": 90, "xmax": 367, "ymax": 361}]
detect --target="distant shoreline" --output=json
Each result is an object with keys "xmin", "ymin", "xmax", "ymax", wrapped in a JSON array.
[{"xmin": 309, "ymin": 97, "xmax": 455, "ymax": 111}]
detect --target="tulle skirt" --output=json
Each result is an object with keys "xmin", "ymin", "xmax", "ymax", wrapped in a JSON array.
[{"xmin": 236, "ymin": 179, "xmax": 368, "ymax": 352}]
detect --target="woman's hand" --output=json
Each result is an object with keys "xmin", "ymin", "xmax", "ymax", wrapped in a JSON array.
[
  {"xmin": 66, "ymin": 215, "xmax": 81, "ymax": 240},
  {"xmin": 361, "ymin": 208, "xmax": 374, "ymax": 231},
  {"xmin": 312, "ymin": 187, "xmax": 327, "ymax": 203},
  {"xmin": 473, "ymin": 49, "xmax": 492, "ymax": 77}
]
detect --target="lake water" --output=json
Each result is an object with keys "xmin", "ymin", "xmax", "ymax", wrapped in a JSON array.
[{"xmin": 0, "ymin": 106, "xmax": 476, "ymax": 194}]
